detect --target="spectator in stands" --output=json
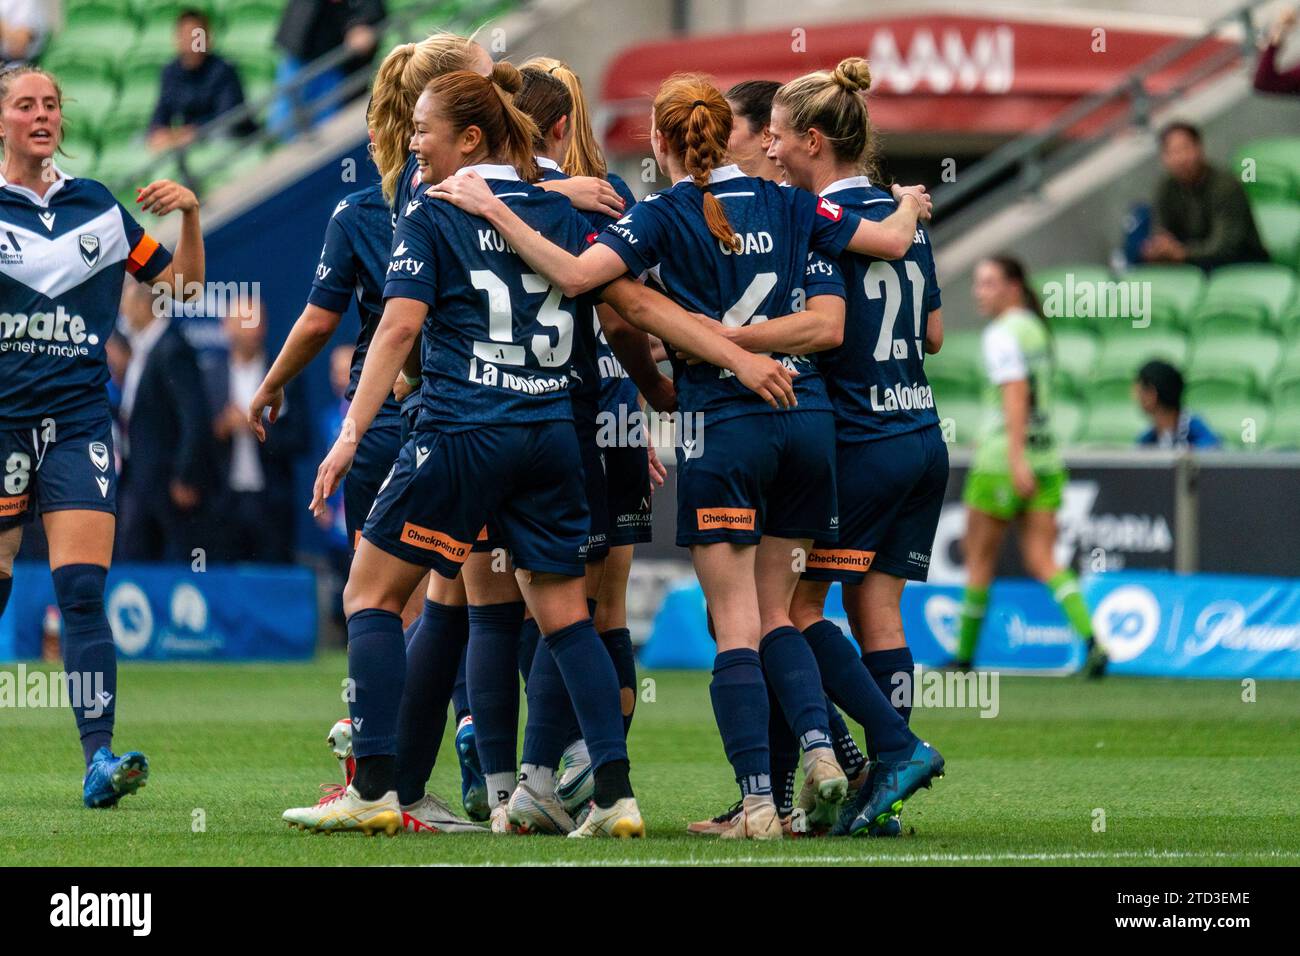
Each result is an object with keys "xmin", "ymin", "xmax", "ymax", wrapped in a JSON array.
[
  {"xmin": 148, "ymin": 9, "xmax": 251, "ymax": 153},
  {"xmin": 725, "ymin": 80, "xmax": 782, "ymax": 180},
  {"xmin": 116, "ymin": 283, "xmax": 218, "ymax": 562},
  {"xmin": 0, "ymin": 0, "xmax": 55, "ymax": 67},
  {"xmin": 1140, "ymin": 122, "xmax": 1269, "ymax": 271},
  {"xmin": 1255, "ymin": 6, "xmax": 1300, "ymax": 95},
  {"xmin": 1133, "ymin": 360, "xmax": 1221, "ymax": 450},
  {"xmin": 213, "ymin": 296, "xmax": 308, "ymax": 563},
  {"xmin": 270, "ymin": 0, "xmax": 385, "ymax": 140}
]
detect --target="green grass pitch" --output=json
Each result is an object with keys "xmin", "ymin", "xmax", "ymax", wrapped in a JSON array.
[{"xmin": 4, "ymin": 655, "xmax": 1299, "ymax": 866}]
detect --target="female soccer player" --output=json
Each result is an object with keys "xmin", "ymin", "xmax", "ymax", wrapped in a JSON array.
[
  {"xmin": 0, "ymin": 65, "xmax": 203, "ymax": 807},
  {"xmin": 751, "ymin": 58, "xmax": 949, "ymax": 836},
  {"xmin": 725, "ymin": 79, "xmax": 783, "ymax": 181},
  {"xmin": 955, "ymin": 256, "xmax": 1108, "ymax": 677},
  {"xmin": 286, "ymin": 64, "xmax": 793, "ymax": 838},
  {"xmin": 432, "ymin": 72, "xmax": 931, "ymax": 838},
  {"xmin": 519, "ymin": 56, "xmax": 663, "ymax": 817}
]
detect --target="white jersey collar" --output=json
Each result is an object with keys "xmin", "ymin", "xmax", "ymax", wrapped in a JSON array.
[
  {"xmin": 457, "ymin": 163, "xmax": 521, "ymax": 181},
  {"xmin": 821, "ymin": 175, "xmax": 873, "ymax": 197},
  {"xmin": 0, "ymin": 164, "xmax": 73, "ymax": 206},
  {"xmin": 535, "ymin": 156, "xmax": 562, "ymax": 172},
  {"xmin": 674, "ymin": 163, "xmax": 746, "ymax": 186}
]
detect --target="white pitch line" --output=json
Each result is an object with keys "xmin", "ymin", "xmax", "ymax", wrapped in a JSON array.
[{"xmin": 414, "ymin": 849, "xmax": 1300, "ymax": 867}]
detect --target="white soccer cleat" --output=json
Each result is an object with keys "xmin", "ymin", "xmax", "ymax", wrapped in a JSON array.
[
  {"xmin": 282, "ymin": 785, "xmax": 401, "ymax": 835},
  {"xmin": 507, "ymin": 783, "xmax": 576, "ymax": 835},
  {"xmin": 567, "ymin": 797, "xmax": 645, "ymax": 839},
  {"xmin": 796, "ymin": 748, "xmax": 848, "ymax": 829},
  {"xmin": 489, "ymin": 803, "xmax": 516, "ymax": 833},
  {"xmin": 718, "ymin": 794, "xmax": 783, "ymax": 840},
  {"xmin": 327, "ymin": 718, "xmax": 355, "ymax": 786},
  {"xmin": 556, "ymin": 739, "xmax": 594, "ymax": 814},
  {"xmin": 401, "ymin": 792, "xmax": 487, "ymax": 834}
]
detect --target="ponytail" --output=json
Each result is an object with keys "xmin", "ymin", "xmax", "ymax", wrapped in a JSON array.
[
  {"xmin": 654, "ymin": 74, "xmax": 737, "ymax": 249},
  {"xmin": 521, "ymin": 56, "xmax": 607, "ymax": 178},
  {"xmin": 424, "ymin": 63, "xmax": 541, "ymax": 183}
]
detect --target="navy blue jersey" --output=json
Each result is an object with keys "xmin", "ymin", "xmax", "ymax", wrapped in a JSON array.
[
  {"xmin": 308, "ymin": 183, "xmax": 401, "ymax": 418},
  {"xmin": 818, "ymin": 179, "xmax": 942, "ymax": 443},
  {"xmin": 0, "ymin": 171, "xmax": 172, "ymax": 427},
  {"xmin": 596, "ymin": 165, "xmax": 855, "ymax": 423},
  {"xmin": 536, "ymin": 158, "xmax": 604, "ymax": 423},
  {"xmin": 595, "ymin": 173, "xmax": 641, "ymax": 412},
  {"xmin": 393, "ymin": 152, "xmax": 424, "ymax": 231},
  {"xmin": 384, "ymin": 164, "xmax": 593, "ymax": 432}
]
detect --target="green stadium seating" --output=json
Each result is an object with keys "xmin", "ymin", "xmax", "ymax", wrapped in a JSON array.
[
  {"xmin": 1234, "ymin": 137, "xmax": 1300, "ymax": 203},
  {"xmin": 927, "ymin": 329, "xmax": 983, "ymax": 385},
  {"xmin": 1120, "ymin": 264, "xmax": 1205, "ymax": 329},
  {"xmin": 93, "ymin": 143, "xmax": 152, "ymax": 189},
  {"xmin": 935, "ymin": 397, "xmax": 984, "ymax": 447},
  {"xmin": 1196, "ymin": 401, "xmax": 1271, "ymax": 449},
  {"xmin": 926, "ymin": 368, "xmax": 980, "ymax": 405},
  {"xmin": 1083, "ymin": 373, "xmax": 1137, "ymax": 407},
  {"xmin": 1077, "ymin": 399, "xmax": 1147, "ymax": 447},
  {"xmin": 1272, "ymin": 368, "xmax": 1300, "ymax": 412},
  {"xmin": 62, "ymin": 86, "xmax": 120, "ymax": 141},
  {"xmin": 1188, "ymin": 332, "xmax": 1282, "ymax": 395},
  {"xmin": 1031, "ymin": 264, "xmax": 1113, "ymax": 333},
  {"xmin": 40, "ymin": 46, "xmax": 118, "ymax": 87},
  {"xmin": 1189, "ymin": 264, "xmax": 1298, "ymax": 333},
  {"xmin": 1185, "ymin": 371, "xmax": 1257, "ymax": 405},
  {"xmin": 1264, "ymin": 416, "xmax": 1300, "ymax": 450},
  {"xmin": 225, "ymin": 0, "xmax": 288, "ymax": 17},
  {"xmin": 1094, "ymin": 331, "xmax": 1188, "ymax": 380},
  {"xmin": 1252, "ymin": 201, "xmax": 1300, "ymax": 270},
  {"xmin": 56, "ymin": 9, "xmax": 139, "ymax": 61},
  {"xmin": 1051, "ymin": 328, "xmax": 1099, "ymax": 392},
  {"xmin": 1053, "ymin": 399, "xmax": 1087, "ymax": 445}
]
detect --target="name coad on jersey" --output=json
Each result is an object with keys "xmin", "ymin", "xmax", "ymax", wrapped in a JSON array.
[
  {"xmin": 0, "ymin": 306, "xmax": 96, "ymax": 355},
  {"xmin": 870, "ymin": 382, "xmax": 935, "ymax": 413},
  {"xmin": 718, "ymin": 231, "xmax": 773, "ymax": 256}
]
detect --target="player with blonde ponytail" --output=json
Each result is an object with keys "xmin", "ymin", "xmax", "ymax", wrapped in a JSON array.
[{"xmin": 433, "ymin": 70, "xmax": 934, "ymax": 839}]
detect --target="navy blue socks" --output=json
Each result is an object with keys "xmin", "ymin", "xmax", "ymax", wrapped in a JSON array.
[
  {"xmin": 521, "ymin": 636, "xmax": 575, "ymax": 770},
  {"xmin": 803, "ymin": 618, "xmax": 916, "ymax": 761},
  {"xmin": 0, "ymin": 574, "xmax": 12, "ymax": 619},
  {"xmin": 53, "ymin": 565, "xmax": 116, "ymax": 766},
  {"xmin": 828, "ymin": 700, "xmax": 867, "ymax": 779},
  {"xmin": 542, "ymin": 618, "xmax": 626, "ymax": 772},
  {"xmin": 395, "ymin": 600, "xmax": 468, "ymax": 805},
  {"xmin": 466, "ymin": 601, "xmax": 526, "ymax": 779},
  {"xmin": 710, "ymin": 648, "xmax": 771, "ymax": 796},
  {"xmin": 600, "ymin": 627, "xmax": 637, "ymax": 736},
  {"xmin": 759, "ymin": 626, "xmax": 832, "ymax": 753},
  {"xmin": 517, "ymin": 616, "xmax": 541, "ymax": 686},
  {"xmin": 451, "ymin": 648, "xmax": 470, "ymax": 722},
  {"xmin": 347, "ymin": 607, "xmax": 407, "ymax": 798},
  {"xmin": 767, "ymin": 679, "xmax": 799, "ymax": 813},
  {"xmin": 864, "ymin": 646, "xmax": 916, "ymax": 730}
]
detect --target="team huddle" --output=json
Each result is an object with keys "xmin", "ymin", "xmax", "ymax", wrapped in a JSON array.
[{"xmin": 0, "ymin": 25, "xmax": 1106, "ymax": 838}]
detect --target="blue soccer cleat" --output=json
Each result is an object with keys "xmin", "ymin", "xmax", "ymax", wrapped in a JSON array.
[
  {"xmin": 455, "ymin": 717, "xmax": 488, "ymax": 822},
  {"xmin": 848, "ymin": 740, "xmax": 943, "ymax": 837},
  {"xmin": 83, "ymin": 747, "xmax": 149, "ymax": 809}
]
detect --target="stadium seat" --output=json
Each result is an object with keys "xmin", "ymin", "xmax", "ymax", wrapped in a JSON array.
[
  {"xmin": 1196, "ymin": 402, "xmax": 1271, "ymax": 449},
  {"xmin": 1053, "ymin": 398, "xmax": 1087, "ymax": 445},
  {"xmin": 1093, "ymin": 330, "xmax": 1188, "ymax": 380},
  {"xmin": 1272, "ymin": 368, "xmax": 1300, "ymax": 412},
  {"xmin": 1120, "ymin": 264, "xmax": 1205, "ymax": 330},
  {"xmin": 1252, "ymin": 201, "xmax": 1300, "ymax": 270},
  {"xmin": 1188, "ymin": 332, "xmax": 1282, "ymax": 395},
  {"xmin": 935, "ymin": 396, "xmax": 984, "ymax": 447},
  {"xmin": 225, "ymin": 0, "xmax": 289, "ymax": 17},
  {"xmin": 98, "ymin": 101, "xmax": 156, "ymax": 150},
  {"xmin": 927, "ymin": 329, "xmax": 984, "ymax": 383},
  {"xmin": 1077, "ymin": 399, "xmax": 1147, "ymax": 447},
  {"xmin": 221, "ymin": 8, "xmax": 281, "ymax": 51},
  {"xmin": 1184, "ymin": 371, "xmax": 1258, "ymax": 406},
  {"xmin": 62, "ymin": 86, "xmax": 120, "ymax": 142},
  {"xmin": 56, "ymin": 8, "xmax": 139, "ymax": 64},
  {"xmin": 926, "ymin": 367, "xmax": 980, "ymax": 406},
  {"xmin": 1051, "ymin": 328, "xmax": 1099, "ymax": 392},
  {"xmin": 1189, "ymin": 264, "xmax": 1298, "ymax": 333},
  {"xmin": 39, "ymin": 46, "xmax": 118, "ymax": 88},
  {"xmin": 93, "ymin": 143, "xmax": 152, "ymax": 189},
  {"xmin": 1233, "ymin": 137, "xmax": 1300, "ymax": 203},
  {"xmin": 1084, "ymin": 373, "xmax": 1137, "ymax": 408},
  {"xmin": 1264, "ymin": 407, "xmax": 1300, "ymax": 450},
  {"xmin": 1031, "ymin": 264, "xmax": 1113, "ymax": 333}
]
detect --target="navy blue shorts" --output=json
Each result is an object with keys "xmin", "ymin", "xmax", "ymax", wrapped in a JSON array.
[
  {"xmin": 472, "ymin": 419, "xmax": 610, "ymax": 564},
  {"xmin": 362, "ymin": 422, "xmax": 590, "ymax": 579},
  {"xmin": 0, "ymin": 415, "xmax": 117, "ymax": 531},
  {"xmin": 804, "ymin": 424, "xmax": 949, "ymax": 584},
  {"xmin": 604, "ymin": 440, "xmax": 652, "ymax": 547},
  {"xmin": 675, "ymin": 410, "xmax": 837, "ymax": 547},
  {"xmin": 343, "ymin": 416, "xmax": 403, "ymax": 551}
]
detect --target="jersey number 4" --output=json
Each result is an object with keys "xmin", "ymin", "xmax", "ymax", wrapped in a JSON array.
[
  {"xmin": 864, "ymin": 260, "xmax": 926, "ymax": 362},
  {"xmin": 469, "ymin": 270, "xmax": 574, "ymax": 368}
]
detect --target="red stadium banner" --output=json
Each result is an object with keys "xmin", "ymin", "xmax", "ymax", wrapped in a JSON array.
[{"xmin": 599, "ymin": 14, "xmax": 1237, "ymax": 151}]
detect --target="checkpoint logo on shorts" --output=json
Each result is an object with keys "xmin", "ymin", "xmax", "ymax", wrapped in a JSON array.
[
  {"xmin": 0, "ymin": 494, "xmax": 30, "ymax": 518},
  {"xmin": 696, "ymin": 507, "xmax": 756, "ymax": 531},
  {"xmin": 807, "ymin": 548, "xmax": 875, "ymax": 573},
  {"xmin": 400, "ymin": 522, "xmax": 472, "ymax": 562}
]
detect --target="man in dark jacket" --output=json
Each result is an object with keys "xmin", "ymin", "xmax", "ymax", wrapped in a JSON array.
[
  {"xmin": 148, "ymin": 8, "xmax": 252, "ymax": 153},
  {"xmin": 269, "ymin": 0, "xmax": 385, "ymax": 138},
  {"xmin": 116, "ymin": 283, "xmax": 219, "ymax": 562},
  {"xmin": 1141, "ymin": 122, "xmax": 1270, "ymax": 271}
]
